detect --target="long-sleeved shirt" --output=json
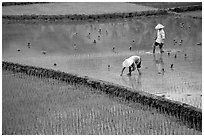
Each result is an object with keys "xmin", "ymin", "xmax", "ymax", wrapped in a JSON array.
[
  {"xmin": 122, "ymin": 55, "xmax": 141, "ymax": 68},
  {"xmin": 128, "ymin": 56, "xmax": 141, "ymax": 64},
  {"xmin": 156, "ymin": 29, "xmax": 165, "ymax": 44}
]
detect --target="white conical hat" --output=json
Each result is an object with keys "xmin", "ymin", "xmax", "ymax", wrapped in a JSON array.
[
  {"xmin": 122, "ymin": 58, "xmax": 133, "ymax": 67},
  {"xmin": 155, "ymin": 24, "xmax": 164, "ymax": 29}
]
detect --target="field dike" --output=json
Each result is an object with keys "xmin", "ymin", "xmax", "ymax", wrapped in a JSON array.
[
  {"xmin": 2, "ymin": 61, "xmax": 202, "ymax": 131},
  {"xmin": 2, "ymin": 10, "xmax": 169, "ymax": 23},
  {"xmin": 2, "ymin": 4, "xmax": 202, "ymax": 23},
  {"xmin": 167, "ymin": 5, "xmax": 202, "ymax": 13}
]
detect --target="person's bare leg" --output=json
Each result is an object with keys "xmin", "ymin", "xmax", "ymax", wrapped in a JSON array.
[
  {"xmin": 127, "ymin": 67, "xmax": 132, "ymax": 76},
  {"xmin": 137, "ymin": 68, "xmax": 141, "ymax": 75},
  {"xmin": 120, "ymin": 67, "xmax": 126, "ymax": 76},
  {"xmin": 153, "ymin": 43, "xmax": 156, "ymax": 54},
  {"xmin": 160, "ymin": 43, "xmax": 164, "ymax": 53},
  {"xmin": 132, "ymin": 63, "xmax": 136, "ymax": 71}
]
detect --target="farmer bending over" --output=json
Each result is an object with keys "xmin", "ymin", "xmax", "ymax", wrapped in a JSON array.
[{"xmin": 120, "ymin": 55, "xmax": 141, "ymax": 76}]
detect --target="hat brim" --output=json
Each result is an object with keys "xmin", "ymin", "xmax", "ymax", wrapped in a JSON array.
[{"xmin": 155, "ymin": 24, "xmax": 165, "ymax": 29}]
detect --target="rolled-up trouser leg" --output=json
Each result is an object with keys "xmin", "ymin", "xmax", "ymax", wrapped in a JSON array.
[
  {"xmin": 128, "ymin": 67, "xmax": 132, "ymax": 76},
  {"xmin": 153, "ymin": 42, "xmax": 157, "ymax": 53},
  {"xmin": 159, "ymin": 43, "xmax": 164, "ymax": 53}
]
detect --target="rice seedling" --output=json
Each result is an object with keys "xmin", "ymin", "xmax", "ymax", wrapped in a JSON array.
[
  {"xmin": 2, "ymin": 68, "xmax": 202, "ymax": 135},
  {"xmin": 2, "ymin": 5, "xmax": 202, "ymax": 134}
]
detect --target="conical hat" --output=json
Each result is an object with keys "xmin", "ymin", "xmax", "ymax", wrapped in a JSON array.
[
  {"xmin": 155, "ymin": 24, "xmax": 164, "ymax": 29},
  {"xmin": 122, "ymin": 58, "xmax": 134, "ymax": 67}
]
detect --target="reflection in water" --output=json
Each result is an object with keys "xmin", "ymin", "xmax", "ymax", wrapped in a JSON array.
[
  {"xmin": 121, "ymin": 74, "xmax": 142, "ymax": 91},
  {"xmin": 2, "ymin": 15, "xmax": 202, "ymax": 57},
  {"xmin": 2, "ymin": 14, "xmax": 202, "ymax": 108},
  {"xmin": 153, "ymin": 54, "xmax": 164, "ymax": 74}
]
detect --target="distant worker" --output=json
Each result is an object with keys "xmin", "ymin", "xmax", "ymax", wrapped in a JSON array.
[
  {"xmin": 120, "ymin": 55, "xmax": 141, "ymax": 76},
  {"xmin": 153, "ymin": 24, "xmax": 165, "ymax": 54}
]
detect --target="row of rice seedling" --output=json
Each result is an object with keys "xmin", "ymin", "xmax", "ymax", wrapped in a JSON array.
[
  {"xmin": 162, "ymin": 72, "xmax": 202, "ymax": 108},
  {"xmin": 2, "ymin": 61, "xmax": 202, "ymax": 131},
  {"xmin": 2, "ymin": 70, "xmax": 201, "ymax": 135},
  {"xmin": 2, "ymin": 10, "xmax": 169, "ymax": 24}
]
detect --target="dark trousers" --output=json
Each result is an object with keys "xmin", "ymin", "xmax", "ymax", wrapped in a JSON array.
[{"xmin": 153, "ymin": 42, "xmax": 164, "ymax": 53}]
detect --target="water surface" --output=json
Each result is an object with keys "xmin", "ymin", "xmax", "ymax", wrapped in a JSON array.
[{"xmin": 3, "ymin": 15, "xmax": 202, "ymax": 108}]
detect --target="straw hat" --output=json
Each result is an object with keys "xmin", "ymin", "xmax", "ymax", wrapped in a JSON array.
[
  {"xmin": 122, "ymin": 58, "xmax": 134, "ymax": 68},
  {"xmin": 155, "ymin": 24, "xmax": 164, "ymax": 30}
]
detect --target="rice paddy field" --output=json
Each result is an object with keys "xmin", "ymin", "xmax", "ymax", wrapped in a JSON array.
[
  {"xmin": 2, "ymin": 2, "xmax": 157, "ymax": 15},
  {"xmin": 180, "ymin": 10, "xmax": 202, "ymax": 18},
  {"xmin": 2, "ymin": 2, "xmax": 202, "ymax": 135},
  {"xmin": 2, "ymin": 70, "xmax": 202, "ymax": 135},
  {"xmin": 3, "ymin": 13, "xmax": 202, "ymax": 108}
]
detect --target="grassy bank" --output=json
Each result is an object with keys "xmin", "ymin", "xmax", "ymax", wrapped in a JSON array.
[{"xmin": 2, "ymin": 61, "xmax": 202, "ymax": 132}]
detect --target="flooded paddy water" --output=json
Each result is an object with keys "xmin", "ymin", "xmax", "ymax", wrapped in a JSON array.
[{"xmin": 2, "ymin": 14, "xmax": 202, "ymax": 108}]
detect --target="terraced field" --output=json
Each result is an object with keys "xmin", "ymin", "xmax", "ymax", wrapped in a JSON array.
[
  {"xmin": 2, "ymin": 2, "xmax": 157, "ymax": 16},
  {"xmin": 2, "ymin": 70, "xmax": 201, "ymax": 135}
]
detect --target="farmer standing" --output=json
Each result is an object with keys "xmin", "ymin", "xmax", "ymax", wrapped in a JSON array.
[
  {"xmin": 120, "ymin": 55, "xmax": 141, "ymax": 76},
  {"xmin": 153, "ymin": 24, "xmax": 165, "ymax": 54}
]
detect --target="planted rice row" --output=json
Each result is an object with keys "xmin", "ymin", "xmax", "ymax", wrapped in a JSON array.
[
  {"xmin": 2, "ymin": 61, "xmax": 202, "ymax": 131},
  {"xmin": 2, "ymin": 70, "xmax": 201, "ymax": 134}
]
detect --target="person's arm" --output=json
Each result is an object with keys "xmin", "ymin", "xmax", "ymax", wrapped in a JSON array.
[
  {"xmin": 161, "ymin": 30, "xmax": 165, "ymax": 42},
  {"xmin": 155, "ymin": 30, "xmax": 157, "ymax": 40},
  {"xmin": 120, "ymin": 67, "xmax": 126, "ymax": 76},
  {"xmin": 136, "ymin": 58, "xmax": 141, "ymax": 75},
  {"xmin": 132, "ymin": 62, "xmax": 136, "ymax": 71},
  {"xmin": 162, "ymin": 30, "xmax": 165, "ymax": 39}
]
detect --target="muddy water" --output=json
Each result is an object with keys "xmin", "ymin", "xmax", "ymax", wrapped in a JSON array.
[{"xmin": 2, "ymin": 15, "xmax": 202, "ymax": 108}]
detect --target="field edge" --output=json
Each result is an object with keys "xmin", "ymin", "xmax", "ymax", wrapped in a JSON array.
[{"xmin": 2, "ymin": 61, "xmax": 202, "ymax": 132}]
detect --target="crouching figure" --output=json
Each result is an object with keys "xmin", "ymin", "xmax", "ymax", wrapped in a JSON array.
[{"xmin": 120, "ymin": 55, "xmax": 141, "ymax": 76}]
